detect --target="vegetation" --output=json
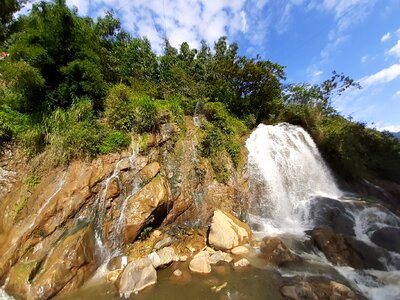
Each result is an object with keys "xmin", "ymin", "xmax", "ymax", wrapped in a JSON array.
[{"xmin": 0, "ymin": 0, "xmax": 399, "ymax": 184}]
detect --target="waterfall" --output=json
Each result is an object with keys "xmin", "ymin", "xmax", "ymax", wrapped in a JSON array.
[{"xmin": 246, "ymin": 123, "xmax": 342, "ymax": 234}]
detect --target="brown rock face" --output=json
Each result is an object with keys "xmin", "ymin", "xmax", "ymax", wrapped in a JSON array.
[
  {"xmin": 311, "ymin": 228, "xmax": 364, "ymax": 268},
  {"xmin": 260, "ymin": 237, "xmax": 301, "ymax": 267},
  {"xmin": 138, "ymin": 162, "xmax": 160, "ymax": 183},
  {"xmin": 123, "ymin": 177, "xmax": 170, "ymax": 243},
  {"xmin": 28, "ymin": 225, "xmax": 96, "ymax": 300}
]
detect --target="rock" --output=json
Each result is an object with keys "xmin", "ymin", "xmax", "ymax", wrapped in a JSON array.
[
  {"xmin": 5, "ymin": 260, "xmax": 39, "ymax": 297},
  {"xmin": 124, "ymin": 177, "xmax": 170, "ymax": 243},
  {"xmin": 179, "ymin": 255, "xmax": 188, "ymax": 262},
  {"xmin": 208, "ymin": 210, "xmax": 252, "ymax": 250},
  {"xmin": 148, "ymin": 252, "xmax": 161, "ymax": 269},
  {"xmin": 189, "ymin": 251, "xmax": 211, "ymax": 273},
  {"xmin": 211, "ymin": 282, "xmax": 227, "ymax": 293},
  {"xmin": 280, "ymin": 278, "xmax": 364, "ymax": 300},
  {"xmin": 308, "ymin": 197, "xmax": 355, "ymax": 236},
  {"xmin": 106, "ymin": 177, "xmax": 120, "ymax": 199},
  {"xmin": 209, "ymin": 251, "xmax": 233, "ymax": 264},
  {"xmin": 280, "ymin": 282, "xmax": 318, "ymax": 300},
  {"xmin": 151, "ymin": 230, "xmax": 162, "ymax": 238},
  {"xmin": 233, "ymin": 258, "xmax": 250, "ymax": 267},
  {"xmin": 311, "ymin": 228, "xmax": 364, "ymax": 268},
  {"xmin": 260, "ymin": 237, "xmax": 301, "ymax": 267},
  {"xmin": 138, "ymin": 162, "xmax": 160, "ymax": 183},
  {"xmin": 157, "ymin": 246, "xmax": 178, "ymax": 266},
  {"xmin": 311, "ymin": 227, "xmax": 390, "ymax": 270},
  {"xmin": 106, "ymin": 270, "xmax": 122, "ymax": 283},
  {"xmin": 118, "ymin": 257, "xmax": 157, "ymax": 297},
  {"xmin": 107, "ymin": 256, "xmax": 128, "ymax": 271},
  {"xmin": 28, "ymin": 226, "xmax": 96, "ymax": 299},
  {"xmin": 231, "ymin": 246, "xmax": 249, "ymax": 255},
  {"xmin": 153, "ymin": 236, "xmax": 173, "ymax": 250},
  {"xmin": 173, "ymin": 269, "xmax": 183, "ymax": 277},
  {"xmin": 370, "ymin": 227, "xmax": 400, "ymax": 254}
]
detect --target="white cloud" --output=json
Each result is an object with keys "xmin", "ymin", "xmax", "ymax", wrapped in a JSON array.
[
  {"xmin": 381, "ymin": 32, "xmax": 391, "ymax": 42},
  {"xmin": 394, "ymin": 90, "xmax": 400, "ymax": 98},
  {"xmin": 386, "ymin": 40, "xmax": 400, "ymax": 58},
  {"xmin": 67, "ymin": 0, "xmax": 89, "ymax": 15},
  {"xmin": 361, "ymin": 64, "xmax": 400, "ymax": 87},
  {"xmin": 361, "ymin": 55, "xmax": 367, "ymax": 63},
  {"xmin": 377, "ymin": 124, "xmax": 400, "ymax": 132}
]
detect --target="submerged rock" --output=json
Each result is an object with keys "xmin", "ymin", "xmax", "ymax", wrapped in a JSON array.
[
  {"xmin": 119, "ymin": 257, "xmax": 157, "ymax": 297},
  {"xmin": 260, "ymin": 237, "xmax": 301, "ymax": 267},
  {"xmin": 209, "ymin": 251, "xmax": 233, "ymax": 264},
  {"xmin": 370, "ymin": 227, "xmax": 400, "ymax": 254},
  {"xmin": 208, "ymin": 210, "xmax": 251, "ymax": 251},
  {"xmin": 189, "ymin": 251, "xmax": 211, "ymax": 273},
  {"xmin": 233, "ymin": 258, "xmax": 250, "ymax": 267}
]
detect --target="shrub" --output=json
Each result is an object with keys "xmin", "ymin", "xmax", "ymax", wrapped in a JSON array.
[{"xmin": 98, "ymin": 130, "xmax": 130, "ymax": 154}]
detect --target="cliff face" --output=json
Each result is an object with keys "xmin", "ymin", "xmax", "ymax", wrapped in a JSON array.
[{"xmin": 0, "ymin": 116, "xmax": 249, "ymax": 299}]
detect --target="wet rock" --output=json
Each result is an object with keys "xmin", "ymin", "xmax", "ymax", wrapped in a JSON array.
[
  {"xmin": 189, "ymin": 251, "xmax": 211, "ymax": 273},
  {"xmin": 308, "ymin": 197, "xmax": 355, "ymax": 236},
  {"xmin": 370, "ymin": 227, "xmax": 400, "ymax": 254},
  {"xmin": 5, "ymin": 260, "xmax": 39, "ymax": 297},
  {"xmin": 173, "ymin": 269, "xmax": 183, "ymax": 277},
  {"xmin": 209, "ymin": 251, "xmax": 233, "ymax": 264},
  {"xmin": 281, "ymin": 281, "xmax": 318, "ymax": 300},
  {"xmin": 29, "ymin": 226, "xmax": 96, "ymax": 299},
  {"xmin": 231, "ymin": 245, "xmax": 249, "ymax": 255},
  {"xmin": 208, "ymin": 210, "xmax": 252, "ymax": 250},
  {"xmin": 233, "ymin": 258, "xmax": 250, "ymax": 267},
  {"xmin": 280, "ymin": 277, "xmax": 365, "ymax": 300},
  {"xmin": 311, "ymin": 228, "xmax": 364, "ymax": 268},
  {"xmin": 107, "ymin": 256, "xmax": 128, "ymax": 271},
  {"xmin": 260, "ymin": 237, "xmax": 301, "ymax": 267},
  {"xmin": 124, "ymin": 177, "xmax": 170, "ymax": 243},
  {"xmin": 138, "ymin": 162, "xmax": 160, "ymax": 183},
  {"xmin": 106, "ymin": 177, "xmax": 120, "ymax": 199},
  {"xmin": 118, "ymin": 257, "xmax": 157, "ymax": 297}
]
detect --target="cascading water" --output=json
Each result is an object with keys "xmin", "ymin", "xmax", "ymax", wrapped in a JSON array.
[
  {"xmin": 246, "ymin": 122, "xmax": 400, "ymax": 299},
  {"xmin": 246, "ymin": 123, "xmax": 342, "ymax": 234}
]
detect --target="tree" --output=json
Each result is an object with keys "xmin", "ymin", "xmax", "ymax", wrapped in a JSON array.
[{"xmin": 0, "ymin": 0, "xmax": 28, "ymax": 43}]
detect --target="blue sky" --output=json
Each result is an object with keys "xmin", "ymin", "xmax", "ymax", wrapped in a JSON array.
[{"xmin": 19, "ymin": 0, "xmax": 400, "ymax": 131}]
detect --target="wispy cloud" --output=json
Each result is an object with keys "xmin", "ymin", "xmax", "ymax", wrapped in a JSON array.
[
  {"xmin": 386, "ymin": 40, "xmax": 400, "ymax": 58},
  {"xmin": 361, "ymin": 64, "xmax": 400, "ymax": 87},
  {"xmin": 361, "ymin": 55, "xmax": 367, "ymax": 63},
  {"xmin": 381, "ymin": 32, "xmax": 391, "ymax": 42},
  {"xmin": 376, "ymin": 124, "xmax": 400, "ymax": 132}
]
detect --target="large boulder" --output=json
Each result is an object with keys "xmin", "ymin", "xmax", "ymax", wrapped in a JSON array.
[
  {"xmin": 119, "ymin": 257, "xmax": 157, "ymax": 297},
  {"xmin": 260, "ymin": 237, "xmax": 301, "ymax": 267},
  {"xmin": 208, "ymin": 210, "xmax": 251, "ymax": 250},
  {"xmin": 370, "ymin": 227, "xmax": 400, "ymax": 254},
  {"xmin": 28, "ymin": 226, "xmax": 96, "ymax": 299},
  {"xmin": 123, "ymin": 177, "xmax": 170, "ymax": 243},
  {"xmin": 308, "ymin": 197, "xmax": 355, "ymax": 236},
  {"xmin": 311, "ymin": 227, "xmax": 392, "ymax": 270}
]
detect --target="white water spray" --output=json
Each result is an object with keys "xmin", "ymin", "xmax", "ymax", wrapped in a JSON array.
[{"xmin": 246, "ymin": 123, "xmax": 342, "ymax": 234}]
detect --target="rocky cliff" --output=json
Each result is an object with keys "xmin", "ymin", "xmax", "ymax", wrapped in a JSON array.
[{"xmin": 0, "ymin": 116, "xmax": 249, "ymax": 299}]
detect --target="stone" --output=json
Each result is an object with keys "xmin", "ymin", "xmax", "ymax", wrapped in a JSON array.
[
  {"xmin": 106, "ymin": 270, "xmax": 122, "ymax": 283},
  {"xmin": 173, "ymin": 269, "xmax": 183, "ymax": 277},
  {"xmin": 311, "ymin": 227, "xmax": 391, "ymax": 270},
  {"xmin": 156, "ymin": 246, "xmax": 178, "ymax": 266},
  {"xmin": 208, "ymin": 210, "xmax": 252, "ymax": 251},
  {"xmin": 189, "ymin": 251, "xmax": 211, "ymax": 273},
  {"xmin": 123, "ymin": 177, "xmax": 170, "ymax": 243},
  {"xmin": 308, "ymin": 197, "xmax": 355, "ymax": 236},
  {"xmin": 153, "ymin": 236, "xmax": 173, "ymax": 250},
  {"xmin": 231, "ymin": 246, "xmax": 249, "ymax": 255},
  {"xmin": 209, "ymin": 251, "xmax": 233, "ymax": 264},
  {"xmin": 106, "ymin": 177, "xmax": 120, "ymax": 199},
  {"xmin": 260, "ymin": 237, "xmax": 301, "ymax": 267},
  {"xmin": 233, "ymin": 258, "xmax": 250, "ymax": 267},
  {"xmin": 107, "ymin": 255, "xmax": 128, "ymax": 271},
  {"xmin": 370, "ymin": 227, "xmax": 400, "ymax": 254},
  {"xmin": 148, "ymin": 252, "xmax": 161, "ymax": 269},
  {"xmin": 118, "ymin": 257, "xmax": 157, "ymax": 297},
  {"xmin": 280, "ymin": 282, "xmax": 318, "ymax": 300},
  {"xmin": 28, "ymin": 226, "xmax": 96, "ymax": 299},
  {"xmin": 139, "ymin": 162, "xmax": 160, "ymax": 183}
]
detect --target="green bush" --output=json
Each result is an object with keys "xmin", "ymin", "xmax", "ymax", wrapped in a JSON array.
[
  {"xmin": 98, "ymin": 130, "xmax": 130, "ymax": 154},
  {"xmin": 104, "ymin": 84, "xmax": 159, "ymax": 133},
  {"xmin": 0, "ymin": 61, "xmax": 45, "ymax": 112},
  {"xmin": 203, "ymin": 102, "xmax": 247, "ymax": 135}
]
